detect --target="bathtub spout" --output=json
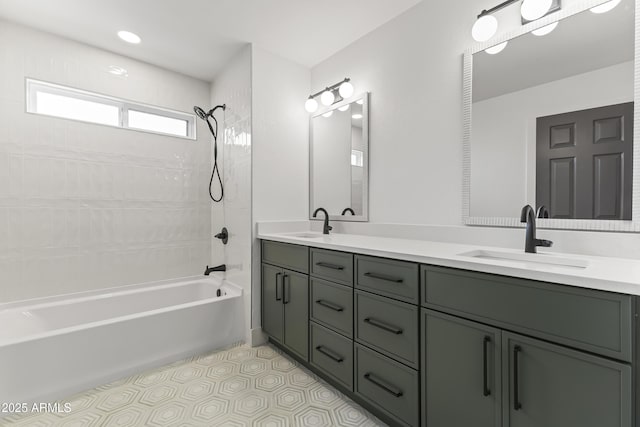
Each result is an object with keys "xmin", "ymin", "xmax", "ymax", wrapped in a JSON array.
[{"xmin": 204, "ymin": 264, "xmax": 226, "ymax": 275}]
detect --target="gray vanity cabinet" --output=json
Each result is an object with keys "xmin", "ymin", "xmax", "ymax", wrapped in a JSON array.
[
  {"xmin": 503, "ymin": 332, "xmax": 632, "ymax": 427},
  {"xmin": 422, "ymin": 310, "xmax": 502, "ymax": 427},
  {"xmin": 261, "ymin": 241, "xmax": 310, "ymax": 361}
]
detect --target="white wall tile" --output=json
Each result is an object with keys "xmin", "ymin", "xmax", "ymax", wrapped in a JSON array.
[{"xmin": 0, "ymin": 21, "xmax": 212, "ymax": 303}]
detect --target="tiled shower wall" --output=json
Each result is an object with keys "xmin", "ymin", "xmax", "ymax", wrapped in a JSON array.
[
  {"xmin": 0, "ymin": 21, "xmax": 212, "ymax": 302},
  {"xmin": 210, "ymin": 45, "xmax": 253, "ymax": 342}
]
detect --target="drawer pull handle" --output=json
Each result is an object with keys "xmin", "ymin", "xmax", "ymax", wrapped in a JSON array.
[
  {"xmin": 315, "ymin": 346, "xmax": 344, "ymax": 363},
  {"xmin": 283, "ymin": 275, "xmax": 290, "ymax": 305},
  {"xmin": 363, "ymin": 317, "xmax": 403, "ymax": 335},
  {"xmin": 316, "ymin": 262, "xmax": 345, "ymax": 271},
  {"xmin": 315, "ymin": 300, "xmax": 344, "ymax": 312},
  {"xmin": 363, "ymin": 373, "xmax": 403, "ymax": 397},
  {"xmin": 513, "ymin": 345, "xmax": 522, "ymax": 411},
  {"xmin": 275, "ymin": 273, "xmax": 282, "ymax": 301},
  {"xmin": 364, "ymin": 272, "xmax": 403, "ymax": 283},
  {"xmin": 483, "ymin": 336, "xmax": 491, "ymax": 397}
]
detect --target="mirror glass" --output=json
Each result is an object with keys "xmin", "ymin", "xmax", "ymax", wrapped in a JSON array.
[
  {"xmin": 470, "ymin": 0, "xmax": 634, "ymax": 221},
  {"xmin": 310, "ymin": 93, "xmax": 369, "ymax": 221}
]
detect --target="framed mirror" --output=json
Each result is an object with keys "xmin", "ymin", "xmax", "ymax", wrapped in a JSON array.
[
  {"xmin": 310, "ymin": 92, "xmax": 369, "ymax": 222},
  {"xmin": 463, "ymin": 0, "xmax": 640, "ymax": 231}
]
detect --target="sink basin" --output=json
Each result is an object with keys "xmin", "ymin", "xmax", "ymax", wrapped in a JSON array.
[
  {"xmin": 285, "ymin": 232, "xmax": 325, "ymax": 239},
  {"xmin": 459, "ymin": 249, "xmax": 589, "ymax": 269}
]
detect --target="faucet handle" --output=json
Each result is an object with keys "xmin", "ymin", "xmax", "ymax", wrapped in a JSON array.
[{"xmin": 536, "ymin": 239, "xmax": 553, "ymax": 248}]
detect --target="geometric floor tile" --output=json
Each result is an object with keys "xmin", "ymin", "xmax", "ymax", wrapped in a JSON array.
[{"xmin": 2, "ymin": 343, "xmax": 386, "ymax": 426}]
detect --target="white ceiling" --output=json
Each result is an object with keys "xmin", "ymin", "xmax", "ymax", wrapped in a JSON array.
[
  {"xmin": 0, "ymin": 0, "xmax": 422, "ymax": 82},
  {"xmin": 473, "ymin": 0, "xmax": 634, "ymax": 102}
]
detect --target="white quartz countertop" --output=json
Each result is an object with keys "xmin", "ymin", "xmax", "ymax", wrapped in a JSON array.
[{"xmin": 257, "ymin": 231, "xmax": 640, "ymax": 296}]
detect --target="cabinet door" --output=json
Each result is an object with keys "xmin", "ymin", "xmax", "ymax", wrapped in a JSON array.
[
  {"xmin": 422, "ymin": 309, "xmax": 501, "ymax": 427},
  {"xmin": 262, "ymin": 264, "xmax": 283, "ymax": 342},
  {"xmin": 283, "ymin": 270, "xmax": 309, "ymax": 360},
  {"xmin": 503, "ymin": 332, "xmax": 632, "ymax": 427}
]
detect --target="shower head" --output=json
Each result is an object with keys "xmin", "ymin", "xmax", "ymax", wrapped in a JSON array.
[{"xmin": 194, "ymin": 106, "xmax": 208, "ymax": 120}]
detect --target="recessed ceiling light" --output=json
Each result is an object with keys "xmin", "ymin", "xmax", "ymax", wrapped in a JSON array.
[
  {"xmin": 117, "ymin": 31, "xmax": 141, "ymax": 44},
  {"xmin": 108, "ymin": 65, "xmax": 128, "ymax": 76}
]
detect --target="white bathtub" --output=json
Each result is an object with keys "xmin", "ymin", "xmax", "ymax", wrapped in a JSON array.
[{"xmin": 0, "ymin": 275, "xmax": 244, "ymax": 411}]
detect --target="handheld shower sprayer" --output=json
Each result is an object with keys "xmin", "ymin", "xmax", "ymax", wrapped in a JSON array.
[{"xmin": 194, "ymin": 104, "xmax": 226, "ymax": 202}]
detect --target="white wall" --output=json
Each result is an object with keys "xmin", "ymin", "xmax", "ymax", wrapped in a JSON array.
[
  {"xmin": 471, "ymin": 61, "xmax": 634, "ymax": 217},
  {"xmin": 209, "ymin": 45, "xmax": 253, "ymax": 343},
  {"xmin": 251, "ymin": 46, "xmax": 310, "ymax": 333},
  {"xmin": 0, "ymin": 21, "xmax": 212, "ymax": 303},
  {"xmin": 308, "ymin": 0, "xmax": 640, "ymax": 257}
]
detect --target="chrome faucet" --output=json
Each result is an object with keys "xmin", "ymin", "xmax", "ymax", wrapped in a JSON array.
[
  {"xmin": 313, "ymin": 208, "xmax": 333, "ymax": 234},
  {"xmin": 520, "ymin": 205, "xmax": 553, "ymax": 253}
]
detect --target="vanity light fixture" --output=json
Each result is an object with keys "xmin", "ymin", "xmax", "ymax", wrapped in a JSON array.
[
  {"xmin": 117, "ymin": 30, "xmax": 141, "ymax": 44},
  {"xmin": 531, "ymin": 21, "xmax": 558, "ymax": 35},
  {"xmin": 485, "ymin": 41, "xmax": 508, "ymax": 54},
  {"xmin": 590, "ymin": 0, "xmax": 621, "ymax": 13},
  {"xmin": 304, "ymin": 78, "xmax": 354, "ymax": 113},
  {"xmin": 472, "ymin": 0, "xmax": 559, "ymax": 42},
  {"xmin": 352, "ymin": 113, "xmax": 363, "ymax": 119},
  {"xmin": 338, "ymin": 105, "xmax": 350, "ymax": 112}
]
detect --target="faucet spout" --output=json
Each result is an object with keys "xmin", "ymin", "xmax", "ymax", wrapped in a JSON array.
[
  {"xmin": 520, "ymin": 205, "xmax": 553, "ymax": 253},
  {"xmin": 204, "ymin": 264, "xmax": 226, "ymax": 275},
  {"xmin": 313, "ymin": 207, "xmax": 333, "ymax": 235}
]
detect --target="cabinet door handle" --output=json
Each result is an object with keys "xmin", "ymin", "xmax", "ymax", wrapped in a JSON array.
[
  {"xmin": 483, "ymin": 336, "xmax": 491, "ymax": 397},
  {"xmin": 363, "ymin": 373, "xmax": 403, "ymax": 397},
  {"xmin": 513, "ymin": 345, "xmax": 522, "ymax": 410},
  {"xmin": 364, "ymin": 272, "xmax": 404, "ymax": 283},
  {"xmin": 282, "ymin": 275, "xmax": 290, "ymax": 305},
  {"xmin": 315, "ymin": 346, "xmax": 344, "ymax": 363},
  {"xmin": 315, "ymin": 299, "xmax": 344, "ymax": 312},
  {"xmin": 275, "ymin": 273, "xmax": 282, "ymax": 301},
  {"xmin": 316, "ymin": 262, "xmax": 345, "ymax": 270},
  {"xmin": 363, "ymin": 317, "xmax": 403, "ymax": 335}
]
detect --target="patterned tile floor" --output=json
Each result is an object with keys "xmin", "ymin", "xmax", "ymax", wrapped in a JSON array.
[{"xmin": 3, "ymin": 343, "xmax": 385, "ymax": 426}]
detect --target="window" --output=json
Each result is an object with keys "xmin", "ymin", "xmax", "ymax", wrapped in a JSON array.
[{"xmin": 26, "ymin": 79, "xmax": 196, "ymax": 140}]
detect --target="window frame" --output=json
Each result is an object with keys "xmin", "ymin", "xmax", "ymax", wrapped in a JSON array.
[{"xmin": 26, "ymin": 78, "xmax": 196, "ymax": 140}]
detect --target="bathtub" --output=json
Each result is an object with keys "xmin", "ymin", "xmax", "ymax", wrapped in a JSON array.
[{"xmin": 0, "ymin": 275, "xmax": 244, "ymax": 412}]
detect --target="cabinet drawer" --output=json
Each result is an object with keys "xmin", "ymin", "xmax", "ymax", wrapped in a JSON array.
[
  {"xmin": 422, "ymin": 266, "xmax": 633, "ymax": 362},
  {"xmin": 356, "ymin": 255, "xmax": 419, "ymax": 303},
  {"xmin": 355, "ymin": 291, "xmax": 419, "ymax": 368},
  {"xmin": 310, "ymin": 322, "xmax": 354, "ymax": 390},
  {"xmin": 311, "ymin": 278, "xmax": 353, "ymax": 338},
  {"xmin": 310, "ymin": 248, "xmax": 353, "ymax": 286},
  {"xmin": 262, "ymin": 240, "xmax": 308, "ymax": 273},
  {"xmin": 355, "ymin": 343, "xmax": 419, "ymax": 427}
]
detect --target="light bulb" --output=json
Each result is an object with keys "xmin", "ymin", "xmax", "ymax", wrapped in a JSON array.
[
  {"xmin": 322, "ymin": 111, "xmax": 334, "ymax": 118},
  {"xmin": 338, "ymin": 105, "xmax": 350, "ymax": 112},
  {"xmin": 117, "ymin": 30, "xmax": 141, "ymax": 44},
  {"xmin": 472, "ymin": 15, "xmax": 498, "ymax": 42},
  {"xmin": 590, "ymin": 0, "xmax": 621, "ymax": 13},
  {"xmin": 339, "ymin": 81, "xmax": 354, "ymax": 98},
  {"xmin": 305, "ymin": 97, "xmax": 318, "ymax": 113},
  {"xmin": 352, "ymin": 114, "xmax": 363, "ymax": 119},
  {"xmin": 532, "ymin": 21, "xmax": 558, "ymax": 36},
  {"xmin": 321, "ymin": 90, "xmax": 335, "ymax": 106},
  {"xmin": 356, "ymin": 99, "xmax": 364, "ymax": 105},
  {"xmin": 485, "ymin": 41, "xmax": 508, "ymax": 55},
  {"xmin": 521, "ymin": 0, "xmax": 553, "ymax": 21}
]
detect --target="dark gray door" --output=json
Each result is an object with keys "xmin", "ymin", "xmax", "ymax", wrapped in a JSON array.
[
  {"xmin": 536, "ymin": 102, "xmax": 633, "ymax": 220},
  {"xmin": 422, "ymin": 310, "xmax": 501, "ymax": 427},
  {"xmin": 503, "ymin": 332, "xmax": 632, "ymax": 427},
  {"xmin": 283, "ymin": 270, "xmax": 309, "ymax": 360},
  {"xmin": 262, "ymin": 264, "xmax": 283, "ymax": 342}
]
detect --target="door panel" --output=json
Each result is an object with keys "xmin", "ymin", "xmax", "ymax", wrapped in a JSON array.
[
  {"xmin": 262, "ymin": 264, "xmax": 283, "ymax": 342},
  {"xmin": 423, "ymin": 309, "xmax": 501, "ymax": 427},
  {"xmin": 503, "ymin": 332, "xmax": 632, "ymax": 427},
  {"xmin": 536, "ymin": 102, "xmax": 633, "ymax": 220},
  {"xmin": 283, "ymin": 270, "xmax": 309, "ymax": 360}
]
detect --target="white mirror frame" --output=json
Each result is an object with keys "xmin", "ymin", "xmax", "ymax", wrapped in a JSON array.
[
  {"xmin": 462, "ymin": 0, "xmax": 640, "ymax": 232},
  {"xmin": 309, "ymin": 92, "xmax": 370, "ymax": 222}
]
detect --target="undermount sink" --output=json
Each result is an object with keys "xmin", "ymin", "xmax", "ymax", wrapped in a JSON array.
[
  {"xmin": 459, "ymin": 249, "xmax": 589, "ymax": 270},
  {"xmin": 285, "ymin": 232, "xmax": 325, "ymax": 239}
]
